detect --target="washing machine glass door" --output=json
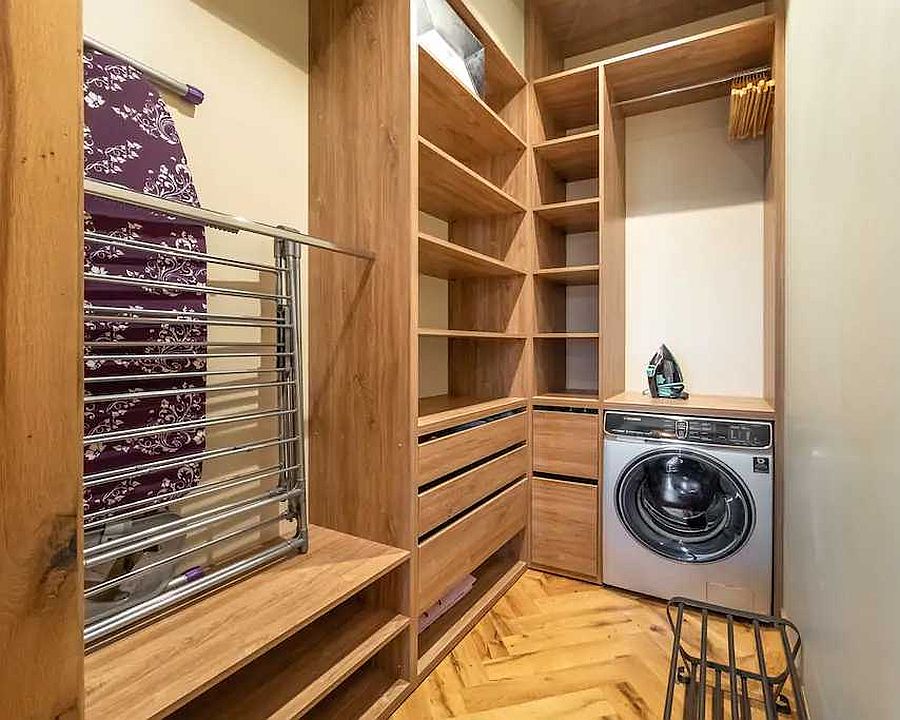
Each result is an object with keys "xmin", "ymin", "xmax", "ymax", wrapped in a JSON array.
[{"xmin": 615, "ymin": 449, "xmax": 754, "ymax": 564}]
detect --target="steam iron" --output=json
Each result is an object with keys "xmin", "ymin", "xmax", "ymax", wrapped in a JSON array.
[{"xmin": 646, "ymin": 344, "xmax": 689, "ymax": 399}]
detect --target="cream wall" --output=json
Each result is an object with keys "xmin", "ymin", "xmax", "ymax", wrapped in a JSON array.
[
  {"xmin": 465, "ymin": 0, "xmax": 525, "ymax": 71},
  {"xmin": 783, "ymin": 0, "xmax": 900, "ymax": 716},
  {"xmin": 625, "ymin": 97, "xmax": 765, "ymax": 397}
]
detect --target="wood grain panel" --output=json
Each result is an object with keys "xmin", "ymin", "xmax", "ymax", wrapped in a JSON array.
[
  {"xmin": 603, "ymin": 391, "xmax": 776, "ymax": 420},
  {"xmin": 534, "ymin": 198, "xmax": 600, "ymax": 233},
  {"xmin": 531, "ymin": 478, "xmax": 598, "ymax": 578},
  {"xmin": 417, "ymin": 480, "xmax": 527, "ymax": 610},
  {"xmin": 531, "ymin": 0, "xmax": 759, "ymax": 57},
  {"xmin": 418, "ymin": 447, "xmax": 528, "ymax": 535},
  {"xmin": 532, "ymin": 410, "xmax": 599, "ymax": 480},
  {"xmin": 418, "ymin": 412, "xmax": 527, "ymax": 486},
  {"xmin": 533, "ymin": 130, "xmax": 600, "ymax": 181},
  {"xmin": 308, "ymin": 0, "xmax": 412, "ymax": 554},
  {"xmin": 418, "ymin": 233, "xmax": 524, "ymax": 279},
  {"xmin": 418, "ymin": 395, "xmax": 528, "ymax": 435},
  {"xmin": 533, "ymin": 65, "xmax": 600, "ymax": 136},
  {"xmin": 0, "ymin": 3, "xmax": 84, "ymax": 718}
]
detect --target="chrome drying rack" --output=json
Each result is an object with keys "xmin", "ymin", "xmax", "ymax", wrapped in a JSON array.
[{"xmin": 82, "ymin": 179, "xmax": 372, "ymax": 648}]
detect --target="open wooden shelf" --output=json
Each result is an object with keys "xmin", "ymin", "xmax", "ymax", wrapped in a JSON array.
[
  {"xmin": 171, "ymin": 600, "xmax": 409, "ymax": 720},
  {"xmin": 534, "ymin": 332, "xmax": 600, "ymax": 339},
  {"xmin": 418, "ymin": 47, "xmax": 525, "ymax": 164},
  {"xmin": 304, "ymin": 662, "xmax": 409, "ymax": 720},
  {"xmin": 419, "ymin": 137, "xmax": 526, "ymax": 219},
  {"xmin": 419, "ymin": 328, "xmax": 526, "ymax": 340},
  {"xmin": 534, "ymin": 264, "xmax": 600, "ymax": 286},
  {"xmin": 605, "ymin": 16, "xmax": 776, "ymax": 116},
  {"xmin": 418, "ymin": 232, "xmax": 524, "ymax": 279},
  {"xmin": 604, "ymin": 391, "xmax": 776, "ymax": 420},
  {"xmin": 418, "ymin": 395, "xmax": 527, "ymax": 435},
  {"xmin": 532, "ymin": 392, "xmax": 600, "ymax": 410},
  {"xmin": 533, "ymin": 64, "xmax": 600, "ymax": 135},
  {"xmin": 84, "ymin": 526, "xmax": 409, "ymax": 720},
  {"xmin": 534, "ymin": 198, "xmax": 600, "ymax": 233},
  {"xmin": 417, "ymin": 546, "xmax": 526, "ymax": 675},
  {"xmin": 532, "ymin": 130, "xmax": 600, "ymax": 181}
]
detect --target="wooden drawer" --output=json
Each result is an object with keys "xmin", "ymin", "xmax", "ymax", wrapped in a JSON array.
[
  {"xmin": 417, "ymin": 411, "xmax": 527, "ymax": 486},
  {"xmin": 532, "ymin": 409, "xmax": 599, "ymax": 479},
  {"xmin": 418, "ymin": 479, "xmax": 527, "ymax": 610},
  {"xmin": 531, "ymin": 477, "xmax": 598, "ymax": 578},
  {"xmin": 418, "ymin": 446, "xmax": 528, "ymax": 536}
]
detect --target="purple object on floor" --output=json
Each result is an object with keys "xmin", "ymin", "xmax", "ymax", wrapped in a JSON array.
[{"xmin": 83, "ymin": 48, "xmax": 208, "ymax": 515}]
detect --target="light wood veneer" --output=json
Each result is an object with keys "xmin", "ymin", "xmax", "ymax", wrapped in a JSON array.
[
  {"xmin": 604, "ymin": 391, "xmax": 776, "ymax": 420},
  {"xmin": 531, "ymin": 478, "xmax": 599, "ymax": 578}
]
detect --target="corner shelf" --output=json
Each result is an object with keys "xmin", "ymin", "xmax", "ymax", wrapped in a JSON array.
[
  {"xmin": 419, "ymin": 137, "xmax": 526, "ymax": 219},
  {"xmin": 534, "ymin": 198, "xmax": 600, "ymax": 233},
  {"xmin": 534, "ymin": 264, "xmax": 600, "ymax": 286},
  {"xmin": 418, "ymin": 232, "xmax": 524, "ymax": 279},
  {"xmin": 532, "ymin": 130, "xmax": 600, "ymax": 181},
  {"xmin": 534, "ymin": 332, "xmax": 600, "ymax": 339},
  {"xmin": 605, "ymin": 16, "xmax": 776, "ymax": 116},
  {"xmin": 418, "ymin": 47, "xmax": 525, "ymax": 164},
  {"xmin": 84, "ymin": 526, "xmax": 409, "ymax": 720},
  {"xmin": 603, "ymin": 391, "xmax": 776, "ymax": 421},
  {"xmin": 419, "ymin": 328, "xmax": 526, "ymax": 340}
]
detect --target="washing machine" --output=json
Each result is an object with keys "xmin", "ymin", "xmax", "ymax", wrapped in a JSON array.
[{"xmin": 602, "ymin": 410, "xmax": 773, "ymax": 614}]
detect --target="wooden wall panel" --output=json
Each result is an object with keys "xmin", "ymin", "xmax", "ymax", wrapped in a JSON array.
[
  {"xmin": 308, "ymin": 0, "xmax": 413, "ymax": 553},
  {"xmin": 0, "ymin": 1, "xmax": 85, "ymax": 716}
]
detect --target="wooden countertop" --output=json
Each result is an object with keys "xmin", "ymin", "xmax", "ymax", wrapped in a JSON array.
[{"xmin": 603, "ymin": 391, "xmax": 775, "ymax": 420}]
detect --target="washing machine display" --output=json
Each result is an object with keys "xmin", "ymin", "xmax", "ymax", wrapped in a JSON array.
[{"xmin": 615, "ymin": 449, "xmax": 754, "ymax": 564}]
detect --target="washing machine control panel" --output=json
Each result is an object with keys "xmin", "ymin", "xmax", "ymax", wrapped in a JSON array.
[{"xmin": 604, "ymin": 411, "xmax": 772, "ymax": 449}]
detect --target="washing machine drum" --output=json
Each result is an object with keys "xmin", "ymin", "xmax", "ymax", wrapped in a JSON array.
[{"xmin": 616, "ymin": 449, "xmax": 754, "ymax": 564}]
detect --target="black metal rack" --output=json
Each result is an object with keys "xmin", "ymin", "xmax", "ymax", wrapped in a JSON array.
[{"xmin": 664, "ymin": 597, "xmax": 809, "ymax": 720}]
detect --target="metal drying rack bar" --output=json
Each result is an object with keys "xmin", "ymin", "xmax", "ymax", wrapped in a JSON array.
[{"xmin": 82, "ymin": 178, "xmax": 372, "ymax": 649}]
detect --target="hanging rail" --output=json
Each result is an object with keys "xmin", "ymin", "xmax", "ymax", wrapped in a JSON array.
[
  {"xmin": 84, "ymin": 36, "xmax": 205, "ymax": 106},
  {"xmin": 613, "ymin": 64, "xmax": 772, "ymax": 110},
  {"xmin": 85, "ymin": 178, "xmax": 374, "ymax": 259}
]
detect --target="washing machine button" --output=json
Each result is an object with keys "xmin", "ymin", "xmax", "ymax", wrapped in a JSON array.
[{"xmin": 675, "ymin": 420, "xmax": 689, "ymax": 440}]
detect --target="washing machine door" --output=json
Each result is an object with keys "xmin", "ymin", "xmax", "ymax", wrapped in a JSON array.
[{"xmin": 615, "ymin": 448, "xmax": 754, "ymax": 564}]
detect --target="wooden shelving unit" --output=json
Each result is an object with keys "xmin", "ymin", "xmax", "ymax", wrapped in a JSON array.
[
  {"xmin": 534, "ymin": 264, "xmax": 600, "ymax": 285},
  {"xmin": 533, "ymin": 130, "xmax": 600, "ymax": 181},
  {"xmin": 418, "ymin": 232, "xmax": 524, "ymax": 279},
  {"xmin": 418, "ymin": 328, "xmax": 526, "ymax": 340},
  {"xmin": 418, "ymin": 395, "xmax": 527, "ymax": 435},
  {"xmin": 85, "ymin": 526, "xmax": 409, "ymax": 720},
  {"xmin": 532, "ymin": 64, "xmax": 600, "ymax": 138},
  {"xmin": 532, "ymin": 392, "xmax": 601, "ymax": 410}
]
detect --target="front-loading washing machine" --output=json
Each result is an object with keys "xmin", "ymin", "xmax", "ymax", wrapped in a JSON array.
[{"xmin": 602, "ymin": 410, "xmax": 773, "ymax": 614}]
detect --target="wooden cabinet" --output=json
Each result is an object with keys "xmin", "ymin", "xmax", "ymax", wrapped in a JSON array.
[
  {"xmin": 418, "ymin": 480, "xmax": 527, "ymax": 610},
  {"xmin": 532, "ymin": 409, "xmax": 599, "ymax": 479},
  {"xmin": 417, "ymin": 411, "xmax": 527, "ymax": 486},
  {"xmin": 531, "ymin": 477, "xmax": 598, "ymax": 579}
]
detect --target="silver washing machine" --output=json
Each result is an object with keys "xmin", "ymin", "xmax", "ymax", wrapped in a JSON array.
[{"xmin": 603, "ymin": 410, "xmax": 773, "ymax": 614}]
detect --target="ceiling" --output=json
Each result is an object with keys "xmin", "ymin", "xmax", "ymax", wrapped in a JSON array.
[{"xmin": 531, "ymin": 0, "xmax": 761, "ymax": 57}]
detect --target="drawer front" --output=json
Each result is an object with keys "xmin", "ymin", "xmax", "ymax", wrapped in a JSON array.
[
  {"xmin": 531, "ymin": 477, "xmax": 598, "ymax": 578},
  {"xmin": 418, "ymin": 446, "xmax": 528, "ymax": 536},
  {"xmin": 418, "ymin": 412, "xmax": 527, "ymax": 486},
  {"xmin": 533, "ymin": 410, "xmax": 599, "ymax": 479},
  {"xmin": 418, "ymin": 479, "xmax": 527, "ymax": 610}
]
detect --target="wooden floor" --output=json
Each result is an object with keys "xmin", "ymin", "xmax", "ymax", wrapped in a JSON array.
[{"xmin": 393, "ymin": 571, "xmax": 790, "ymax": 719}]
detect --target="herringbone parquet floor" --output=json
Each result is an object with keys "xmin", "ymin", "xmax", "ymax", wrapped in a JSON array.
[{"xmin": 393, "ymin": 570, "xmax": 792, "ymax": 719}]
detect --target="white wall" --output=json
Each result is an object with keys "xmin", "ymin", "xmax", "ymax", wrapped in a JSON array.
[
  {"xmin": 466, "ymin": 0, "xmax": 525, "ymax": 71},
  {"xmin": 625, "ymin": 97, "xmax": 765, "ymax": 397},
  {"xmin": 783, "ymin": 1, "xmax": 900, "ymax": 716}
]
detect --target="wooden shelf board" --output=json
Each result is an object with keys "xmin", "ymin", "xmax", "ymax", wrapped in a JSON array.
[
  {"xmin": 605, "ymin": 16, "xmax": 776, "ymax": 116},
  {"xmin": 171, "ymin": 604, "xmax": 409, "ymax": 720},
  {"xmin": 532, "ymin": 392, "xmax": 600, "ymax": 409},
  {"xmin": 417, "ymin": 559, "xmax": 527, "ymax": 676},
  {"xmin": 534, "ymin": 264, "xmax": 600, "ymax": 285},
  {"xmin": 419, "ymin": 137, "xmax": 526, "ymax": 220},
  {"xmin": 532, "ymin": 131, "xmax": 600, "ymax": 181},
  {"xmin": 418, "ymin": 232, "xmax": 524, "ymax": 279},
  {"xmin": 534, "ymin": 198, "xmax": 600, "ymax": 233},
  {"xmin": 444, "ymin": 0, "xmax": 527, "ymax": 99},
  {"xmin": 419, "ymin": 47, "xmax": 525, "ymax": 163},
  {"xmin": 534, "ymin": 332, "xmax": 599, "ymax": 339},
  {"xmin": 603, "ymin": 391, "xmax": 776, "ymax": 420},
  {"xmin": 419, "ymin": 328, "xmax": 526, "ymax": 340},
  {"xmin": 84, "ymin": 526, "xmax": 409, "ymax": 720},
  {"xmin": 304, "ymin": 666, "xmax": 409, "ymax": 720},
  {"xmin": 418, "ymin": 395, "xmax": 527, "ymax": 435},
  {"xmin": 533, "ymin": 64, "xmax": 600, "ymax": 132}
]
